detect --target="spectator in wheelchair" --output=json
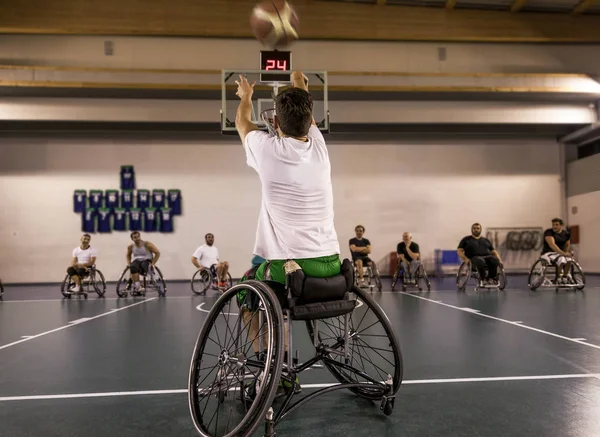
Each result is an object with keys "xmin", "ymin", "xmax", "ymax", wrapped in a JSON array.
[
  {"xmin": 235, "ymin": 71, "xmax": 341, "ymax": 393},
  {"xmin": 541, "ymin": 218, "xmax": 573, "ymax": 284},
  {"xmin": 349, "ymin": 225, "xmax": 374, "ymax": 286},
  {"xmin": 126, "ymin": 231, "xmax": 160, "ymax": 293},
  {"xmin": 397, "ymin": 232, "xmax": 420, "ymax": 284},
  {"xmin": 191, "ymin": 233, "xmax": 230, "ymax": 288},
  {"xmin": 457, "ymin": 223, "xmax": 504, "ymax": 286},
  {"xmin": 66, "ymin": 233, "xmax": 97, "ymax": 293}
]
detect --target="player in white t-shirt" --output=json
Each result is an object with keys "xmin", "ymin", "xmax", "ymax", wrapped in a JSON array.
[
  {"xmin": 66, "ymin": 233, "xmax": 97, "ymax": 292},
  {"xmin": 235, "ymin": 70, "xmax": 341, "ymax": 284},
  {"xmin": 191, "ymin": 233, "xmax": 230, "ymax": 288}
]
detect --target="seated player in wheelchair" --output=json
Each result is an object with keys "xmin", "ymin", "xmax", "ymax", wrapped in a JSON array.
[
  {"xmin": 457, "ymin": 223, "xmax": 504, "ymax": 286},
  {"xmin": 540, "ymin": 218, "xmax": 574, "ymax": 284},
  {"xmin": 397, "ymin": 232, "xmax": 421, "ymax": 284},
  {"xmin": 188, "ymin": 72, "xmax": 401, "ymax": 436},
  {"xmin": 66, "ymin": 233, "xmax": 97, "ymax": 293},
  {"xmin": 349, "ymin": 224, "xmax": 379, "ymax": 286},
  {"xmin": 191, "ymin": 233, "xmax": 230, "ymax": 289},
  {"xmin": 126, "ymin": 231, "xmax": 160, "ymax": 293}
]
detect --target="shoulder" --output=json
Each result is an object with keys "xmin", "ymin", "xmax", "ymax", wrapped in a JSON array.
[
  {"xmin": 308, "ymin": 125, "xmax": 325, "ymax": 142},
  {"xmin": 543, "ymin": 229, "xmax": 554, "ymax": 237},
  {"xmin": 365, "ymin": 239, "xmax": 371, "ymax": 245},
  {"xmin": 411, "ymin": 242, "xmax": 419, "ymax": 249},
  {"xmin": 349, "ymin": 238, "xmax": 357, "ymax": 244},
  {"xmin": 245, "ymin": 130, "xmax": 273, "ymax": 150}
]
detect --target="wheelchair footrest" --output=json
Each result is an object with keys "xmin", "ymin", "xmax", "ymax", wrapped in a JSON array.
[{"xmin": 290, "ymin": 299, "xmax": 356, "ymax": 321}]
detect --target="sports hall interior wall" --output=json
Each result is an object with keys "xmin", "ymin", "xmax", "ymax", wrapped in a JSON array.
[
  {"xmin": 2, "ymin": 35, "xmax": 600, "ymax": 74},
  {"xmin": 0, "ymin": 136, "xmax": 562, "ymax": 284}
]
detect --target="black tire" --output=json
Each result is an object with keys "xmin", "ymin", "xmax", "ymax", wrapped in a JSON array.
[
  {"xmin": 498, "ymin": 268, "xmax": 507, "ymax": 291},
  {"xmin": 0, "ymin": 279, "xmax": 4, "ymax": 299},
  {"xmin": 571, "ymin": 261, "xmax": 585, "ymax": 290},
  {"xmin": 374, "ymin": 273, "xmax": 382, "ymax": 292},
  {"xmin": 456, "ymin": 262, "xmax": 470, "ymax": 292},
  {"xmin": 153, "ymin": 266, "xmax": 167, "ymax": 297},
  {"xmin": 92, "ymin": 269, "xmax": 107, "ymax": 297},
  {"xmin": 192, "ymin": 269, "xmax": 212, "ymax": 295},
  {"xmin": 60, "ymin": 274, "xmax": 72, "ymax": 298},
  {"xmin": 116, "ymin": 266, "xmax": 131, "ymax": 297},
  {"xmin": 306, "ymin": 286, "xmax": 403, "ymax": 400},
  {"xmin": 527, "ymin": 259, "xmax": 545, "ymax": 291},
  {"xmin": 188, "ymin": 280, "xmax": 285, "ymax": 437}
]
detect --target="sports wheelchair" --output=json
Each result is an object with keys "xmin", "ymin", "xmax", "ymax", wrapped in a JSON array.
[
  {"xmin": 60, "ymin": 265, "xmax": 106, "ymax": 299},
  {"xmin": 527, "ymin": 256, "xmax": 585, "ymax": 292},
  {"xmin": 391, "ymin": 261, "xmax": 431, "ymax": 292},
  {"xmin": 0, "ymin": 278, "xmax": 3, "ymax": 300},
  {"xmin": 116, "ymin": 264, "xmax": 166, "ymax": 297},
  {"xmin": 353, "ymin": 261, "xmax": 382, "ymax": 292},
  {"xmin": 456, "ymin": 260, "xmax": 507, "ymax": 293},
  {"xmin": 188, "ymin": 259, "xmax": 402, "ymax": 437},
  {"xmin": 191, "ymin": 265, "xmax": 234, "ymax": 295}
]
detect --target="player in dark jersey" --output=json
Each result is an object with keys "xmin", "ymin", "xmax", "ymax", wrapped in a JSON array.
[
  {"xmin": 349, "ymin": 225, "xmax": 374, "ymax": 285},
  {"xmin": 457, "ymin": 223, "xmax": 503, "ymax": 285},
  {"xmin": 541, "ymin": 218, "xmax": 572, "ymax": 284}
]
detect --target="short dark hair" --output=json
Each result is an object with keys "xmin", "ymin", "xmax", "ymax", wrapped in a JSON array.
[
  {"xmin": 275, "ymin": 87, "xmax": 313, "ymax": 137},
  {"xmin": 205, "ymin": 233, "xmax": 214, "ymax": 239},
  {"xmin": 552, "ymin": 218, "xmax": 563, "ymax": 225},
  {"xmin": 472, "ymin": 223, "xmax": 482, "ymax": 229},
  {"xmin": 355, "ymin": 225, "xmax": 365, "ymax": 232},
  {"xmin": 82, "ymin": 233, "xmax": 91, "ymax": 239},
  {"xmin": 130, "ymin": 231, "xmax": 140, "ymax": 240}
]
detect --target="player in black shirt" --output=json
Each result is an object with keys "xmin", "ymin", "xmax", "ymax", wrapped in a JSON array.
[
  {"xmin": 457, "ymin": 223, "xmax": 503, "ymax": 285},
  {"xmin": 349, "ymin": 225, "xmax": 373, "ymax": 285},
  {"xmin": 541, "ymin": 218, "xmax": 572, "ymax": 283},
  {"xmin": 397, "ymin": 232, "xmax": 420, "ymax": 284}
]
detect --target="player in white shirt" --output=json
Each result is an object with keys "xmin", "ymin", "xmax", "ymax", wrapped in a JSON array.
[
  {"xmin": 235, "ymin": 70, "xmax": 341, "ymax": 283},
  {"xmin": 66, "ymin": 234, "xmax": 97, "ymax": 292},
  {"xmin": 191, "ymin": 233, "xmax": 230, "ymax": 288}
]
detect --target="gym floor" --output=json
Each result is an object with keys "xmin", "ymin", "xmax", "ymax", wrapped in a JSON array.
[{"xmin": 2, "ymin": 276, "xmax": 600, "ymax": 437}]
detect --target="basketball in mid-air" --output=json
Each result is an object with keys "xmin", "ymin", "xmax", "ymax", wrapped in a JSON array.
[{"xmin": 250, "ymin": 0, "xmax": 300, "ymax": 48}]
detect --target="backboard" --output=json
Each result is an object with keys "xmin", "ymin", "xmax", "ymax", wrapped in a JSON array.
[{"xmin": 220, "ymin": 70, "xmax": 329, "ymax": 135}]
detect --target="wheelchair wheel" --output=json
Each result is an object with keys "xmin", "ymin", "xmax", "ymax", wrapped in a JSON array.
[
  {"xmin": 60, "ymin": 274, "xmax": 72, "ymax": 298},
  {"xmin": 91, "ymin": 269, "xmax": 107, "ymax": 297},
  {"xmin": 418, "ymin": 266, "xmax": 431, "ymax": 292},
  {"xmin": 192, "ymin": 269, "xmax": 212, "ymax": 295},
  {"xmin": 149, "ymin": 266, "xmax": 167, "ymax": 297},
  {"xmin": 0, "ymin": 279, "xmax": 3, "ymax": 299},
  {"xmin": 497, "ymin": 267, "xmax": 507, "ymax": 291},
  {"xmin": 116, "ymin": 266, "xmax": 132, "ymax": 297},
  {"xmin": 373, "ymin": 270, "xmax": 382, "ymax": 292},
  {"xmin": 570, "ymin": 262, "xmax": 585, "ymax": 290},
  {"xmin": 390, "ymin": 265, "xmax": 401, "ymax": 292},
  {"xmin": 188, "ymin": 280, "xmax": 285, "ymax": 437},
  {"xmin": 456, "ymin": 262, "xmax": 471, "ymax": 292},
  {"xmin": 306, "ymin": 285, "xmax": 403, "ymax": 400},
  {"xmin": 527, "ymin": 259, "xmax": 546, "ymax": 291}
]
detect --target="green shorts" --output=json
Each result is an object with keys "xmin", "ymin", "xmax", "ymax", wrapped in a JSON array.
[{"xmin": 237, "ymin": 255, "xmax": 341, "ymax": 305}]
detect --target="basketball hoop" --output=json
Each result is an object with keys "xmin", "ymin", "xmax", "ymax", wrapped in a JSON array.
[{"xmin": 260, "ymin": 108, "xmax": 278, "ymax": 136}]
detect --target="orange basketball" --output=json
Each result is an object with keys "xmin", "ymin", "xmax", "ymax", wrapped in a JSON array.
[{"xmin": 250, "ymin": 0, "xmax": 300, "ymax": 48}]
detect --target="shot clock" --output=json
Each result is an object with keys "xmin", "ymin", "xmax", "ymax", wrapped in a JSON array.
[{"xmin": 260, "ymin": 50, "xmax": 292, "ymax": 83}]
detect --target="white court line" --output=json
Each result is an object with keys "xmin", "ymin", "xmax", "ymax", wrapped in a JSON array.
[
  {"xmin": 2, "ymin": 373, "xmax": 599, "ymax": 402},
  {"xmin": 400, "ymin": 292, "xmax": 600, "ymax": 350},
  {"xmin": 0, "ymin": 298, "xmax": 157, "ymax": 351}
]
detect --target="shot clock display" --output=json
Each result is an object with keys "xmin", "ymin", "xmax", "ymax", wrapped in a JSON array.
[{"xmin": 260, "ymin": 50, "xmax": 292, "ymax": 83}]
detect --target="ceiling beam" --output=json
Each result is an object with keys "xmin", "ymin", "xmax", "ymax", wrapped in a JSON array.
[
  {"xmin": 376, "ymin": 0, "xmax": 386, "ymax": 5},
  {"xmin": 510, "ymin": 0, "xmax": 528, "ymax": 12},
  {"xmin": 445, "ymin": 0, "xmax": 457, "ymax": 9},
  {"xmin": 572, "ymin": 0, "xmax": 599, "ymax": 14}
]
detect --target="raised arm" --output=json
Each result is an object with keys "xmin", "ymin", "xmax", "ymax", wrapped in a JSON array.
[
  {"xmin": 291, "ymin": 71, "xmax": 316, "ymax": 127},
  {"xmin": 235, "ymin": 74, "xmax": 259, "ymax": 146}
]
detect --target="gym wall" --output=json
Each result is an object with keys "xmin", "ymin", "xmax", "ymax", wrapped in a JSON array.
[{"xmin": 0, "ymin": 136, "xmax": 561, "ymax": 284}]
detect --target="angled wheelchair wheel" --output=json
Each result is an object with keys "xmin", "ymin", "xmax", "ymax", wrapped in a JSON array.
[
  {"xmin": 374, "ymin": 271, "xmax": 382, "ymax": 292},
  {"xmin": 188, "ymin": 280, "xmax": 285, "ymax": 437},
  {"xmin": 497, "ymin": 267, "xmax": 507, "ymax": 291},
  {"xmin": 192, "ymin": 269, "xmax": 212, "ymax": 295},
  {"xmin": 417, "ymin": 266, "xmax": 431, "ymax": 292},
  {"xmin": 390, "ymin": 265, "xmax": 401, "ymax": 292},
  {"xmin": 60, "ymin": 274, "xmax": 72, "ymax": 298},
  {"xmin": 456, "ymin": 262, "xmax": 471, "ymax": 292},
  {"xmin": 0, "ymin": 279, "xmax": 3, "ymax": 299},
  {"xmin": 116, "ymin": 266, "xmax": 132, "ymax": 297},
  {"xmin": 570, "ymin": 262, "xmax": 585, "ymax": 290},
  {"xmin": 527, "ymin": 259, "xmax": 546, "ymax": 291},
  {"xmin": 150, "ymin": 266, "xmax": 167, "ymax": 297},
  {"xmin": 305, "ymin": 286, "xmax": 403, "ymax": 400},
  {"xmin": 91, "ymin": 269, "xmax": 107, "ymax": 297}
]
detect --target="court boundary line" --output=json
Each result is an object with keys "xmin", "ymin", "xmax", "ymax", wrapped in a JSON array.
[
  {"xmin": 399, "ymin": 292, "xmax": 600, "ymax": 350},
  {"xmin": 0, "ymin": 298, "xmax": 157, "ymax": 351},
  {"xmin": 1, "ymin": 373, "xmax": 599, "ymax": 402}
]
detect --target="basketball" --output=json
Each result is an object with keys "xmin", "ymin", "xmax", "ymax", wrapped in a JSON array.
[{"xmin": 250, "ymin": 0, "xmax": 299, "ymax": 48}]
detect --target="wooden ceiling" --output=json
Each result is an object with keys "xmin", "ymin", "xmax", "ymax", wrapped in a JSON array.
[{"xmin": 1, "ymin": 0, "xmax": 600, "ymax": 42}]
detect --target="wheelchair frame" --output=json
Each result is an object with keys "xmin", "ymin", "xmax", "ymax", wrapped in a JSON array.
[
  {"xmin": 0, "ymin": 279, "xmax": 3, "ymax": 300},
  {"xmin": 353, "ymin": 262, "xmax": 382, "ymax": 292},
  {"xmin": 188, "ymin": 261, "xmax": 402, "ymax": 437},
  {"xmin": 191, "ymin": 266, "xmax": 234, "ymax": 295},
  {"xmin": 116, "ymin": 264, "xmax": 166, "ymax": 297},
  {"xmin": 61, "ymin": 265, "xmax": 106, "ymax": 299},
  {"xmin": 391, "ymin": 261, "xmax": 431, "ymax": 292},
  {"xmin": 456, "ymin": 260, "xmax": 507, "ymax": 293},
  {"xmin": 527, "ymin": 257, "xmax": 585, "ymax": 292}
]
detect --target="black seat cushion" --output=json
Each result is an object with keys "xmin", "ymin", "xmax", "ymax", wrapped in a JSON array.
[{"xmin": 288, "ymin": 258, "xmax": 354, "ymax": 305}]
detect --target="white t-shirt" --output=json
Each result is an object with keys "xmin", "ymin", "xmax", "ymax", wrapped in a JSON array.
[
  {"xmin": 72, "ymin": 246, "xmax": 97, "ymax": 265},
  {"xmin": 245, "ymin": 126, "xmax": 340, "ymax": 260},
  {"xmin": 193, "ymin": 244, "xmax": 219, "ymax": 268}
]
